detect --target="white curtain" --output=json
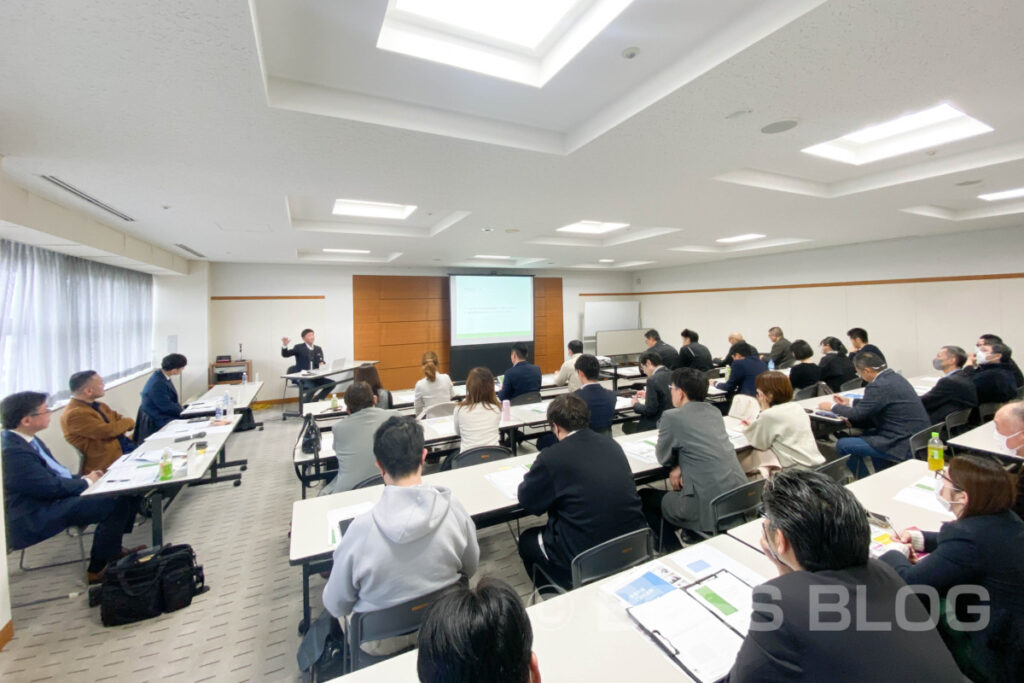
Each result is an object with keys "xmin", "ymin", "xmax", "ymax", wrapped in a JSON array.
[{"xmin": 0, "ymin": 239, "xmax": 153, "ymax": 401}]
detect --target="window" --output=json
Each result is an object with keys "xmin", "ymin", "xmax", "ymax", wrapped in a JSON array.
[{"xmin": 0, "ymin": 239, "xmax": 153, "ymax": 402}]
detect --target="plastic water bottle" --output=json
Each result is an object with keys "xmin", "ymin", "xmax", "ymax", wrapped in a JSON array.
[
  {"xmin": 927, "ymin": 432, "xmax": 945, "ymax": 472},
  {"xmin": 159, "ymin": 449, "xmax": 173, "ymax": 481},
  {"xmin": 215, "ymin": 400, "xmax": 224, "ymax": 420},
  {"xmin": 501, "ymin": 399, "xmax": 511, "ymax": 421},
  {"xmin": 768, "ymin": 359, "xmax": 775, "ymax": 371},
  {"xmin": 330, "ymin": 393, "xmax": 339, "ymax": 411},
  {"xmin": 241, "ymin": 371, "xmax": 248, "ymax": 386}
]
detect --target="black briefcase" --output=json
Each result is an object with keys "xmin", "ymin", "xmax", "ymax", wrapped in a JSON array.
[{"xmin": 99, "ymin": 544, "xmax": 207, "ymax": 626}]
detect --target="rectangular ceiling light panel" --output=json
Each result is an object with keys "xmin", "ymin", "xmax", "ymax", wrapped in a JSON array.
[
  {"xmin": 978, "ymin": 187, "xmax": 1024, "ymax": 202},
  {"xmin": 332, "ymin": 198, "xmax": 417, "ymax": 220},
  {"xmin": 556, "ymin": 220, "xmax": 629, "ymax": 234}
]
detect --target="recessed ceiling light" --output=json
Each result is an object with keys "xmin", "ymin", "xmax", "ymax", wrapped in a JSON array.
[
  {"xmin": 481, "ymin": 227, "xmax": 495, "ymax": 232},
  {"xmin": 621, "ymin": 47, "xmax": 639, "ymax": 59},
  {"xmin": 802, "ymin": 104, "xmax": 993, "ymax": 165},
  {"xmin": 598, "ymin": 258, "xmax": 615, "ymax": 263},
  {"xmin": 978, "ymin": 187, "xmax": 1024, "ymax": 202},
  {"xmin": 761, "ymin": 119, "xmax": 798, "ymax": 134},
  {"xmin": 332, "ymin": 198, "xmax": 417, "ymax": 220},
  {"xmin": 474, "ymin": 254, "xmax": 513, "ymax": 259},
  {"xmin": 323, "ymin": 248, "xmax": 371, "ymax": 254},
  {"xmin": 725, "ymin": 108, "xmax": 753, "ymax": 120},
  {"xmin": 557, "ymin": 220, "xmax": 630, "ymax": 235},
  {"xmin": 716, "ymin": 233, "xmax": 765, "ymax": 244}
]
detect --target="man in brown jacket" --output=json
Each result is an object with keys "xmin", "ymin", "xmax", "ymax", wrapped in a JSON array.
[{"xmin": 60, "ymin": 370, "xmax": 135, "ymax": 472}]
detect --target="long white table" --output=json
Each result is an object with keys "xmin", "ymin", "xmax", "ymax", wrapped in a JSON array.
[
  {"xmin": 948, "ymin": 420, "xmax": 1022, "ymax": 460},
  {"xmin": 82, "ymin": 413, "xmax": 243, "ymax": 546},
  {"xmin": 181, "ymin": 380, "xmax": 264, "ymax": 417},
  {"xmin": 334, "ymin": 534, "xmax": 776, "ymax": 682},
  {"xmin": 281, "ymin": 360, "xmax": 379, "ymax": 419}
]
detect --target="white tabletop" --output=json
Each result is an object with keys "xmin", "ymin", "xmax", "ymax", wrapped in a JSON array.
[
  {"xmin": 334, "ymin": 534, "xmax": 776, "ymax": 683},
  {"xmin": 83, "ymin": 413, "xmax": 242, "ymax": 496},
  {"xmin": 282, "ymin": 360, "xmax": 379, "ymax": 380},
  {"xmin": 948, "ymin": 420, "xmax": 1021, "ymax": 459},
  {"xmin": 182, "ymin": 381, "xmax": 264, "ymax": 416}
]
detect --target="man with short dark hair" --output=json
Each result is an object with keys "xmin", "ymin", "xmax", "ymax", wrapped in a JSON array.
[
  {"xmin": 498, "ymin": 342, "xmax": 542, "ymax": 402},
  {"xmin": 320, "ymin": 381, "xmax": 395, "ymax": 495},
  {"xmin": 714, "ymin": 342, "xmax": 768, "ymax": 397},
  {"xmin": 61, "ymin": 370, "xmax": 136, "ymax": 472},
  {"xmin": 677, "ymin": 329, "xmax": 713, "ymax": 371},
  {"xmin": 847, "ymin": 327, "xmax": 886, "ymax": 364},
  {"xmin": 2, "ymin": 391, "xmax": 140, "ymax": 584},
  {"xmin": 417, "ymin": 577, "xmax": 540, "ymax": 683},
  {"xmin": 978, "ymin": 333, "xmax": 1024, "ymax": 387},
  {"xmin": 820, "ymin": 352, "xmax": 931, "ymax": 479},
  {"xmin": 640, "ymin": 368, "xmax": 746, "ymax": 550},
  {"xmin": 728, "ymin": 469, "xmax": 960, "ymax": 681},
  {"xmin": 281, "ymin": 328, "xmax": 336, "ymax": 402},
  {"xmin": 626, "ymin": 350, "xmax": 672, "ymax": 432},
  {"xmin": 518, "ymin": 394, "xmax": 646, "ymax": 590},
  {"xmin": 763, "ymin": 326, "xmax": 793, "ymax": 367},
  {"xmin": 643, "ymin": 329, "xmax": 678, "ymax": 370},
  {"xmin": 574, "ymin": 354, "xmax": 617, "ymax": 433},
  {"xmin": 552, "ymin": 339, "xmax": 584, "ymax": 392},
  {"xmin": 323, "ymin": 416, "xmax": 479, "ymax": 652},
  {"xmin": 920, "ymin": 345, "xmax": 978, "ymax": 424},
  {"xmin": 965, "ymin": 342, "xmax": 1018, "ymax": 404},
  {"xmin": 140, "ymin": 353, "xmax": 188, "ymax": 430}
]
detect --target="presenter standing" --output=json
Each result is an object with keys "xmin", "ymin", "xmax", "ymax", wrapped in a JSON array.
[{"xmin": 281, "ymin": 329, "xmax": 336, "ymax": 403}]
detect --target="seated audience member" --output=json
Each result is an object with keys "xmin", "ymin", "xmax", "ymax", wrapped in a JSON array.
[
  {"xmin": 322, "ymin": 416, "xmax": 479, "ymax": 653},
  {"xmin": 993, "ymin": 402, "xmax": 1024, "ymax": 518},
  {"xmin": 978, "ymin": 333, "xmax": 1024, "ymax": 387},
  {"xmin": 61, "ymin": 370, "xmax": 135, "ymax": 472},
  {"xmin": 819, "ymin": 352, "xmax": 931, "ymax": 479},
  {"xmin": 965, "ymin": 342, "xmax": 1018, "ymax": 404},
  {"xmin": 640, "ymin": 369, "xmax": 747, "ymax": 550},
  {"xmin": 140, "ymin": 353, "xmax": 187, "ymax": 430},
  {"xmin": 714, "ymin": 332, "xmax": 758, "ymax": 367},
  {"xmin": 453, "ymin": 367, "xmax": 502, "ymax": 452},
  {"xmin": 281, "ymin": 328, "xmax": 336, "ymax": 402},
  {"xmin": 714, "ymin": 342, "xmax": 768, "ymax": 398},
  {"xmin": 574, "ymin": 354, "xmax": 617, "ymax": 433},
  {"xmin": 880, "ymin": 455, "xmax": 1024, "ymax": 682},
  {"xmin": 728, "ymin": 469, "xmax": 961, "ymax": 681},
  {"xmin": 626, "ymin": 351, "xmax": 671, "ymax": 432},
  {"xmin": 552, "ymin": 339, "xmax": 584, "ymax": 392},
  {"xmin": 741, "ymin": 372, "xmax": 824, "ymax": 476},
  {"xmin": 354, "ymin": 363, "xmax": 392, "ymax": 409},
  {"xmin": 518, "ymin": 395, "xmax": 646, "ymax": 590},
  {"xmin": 677, "ymin": 328, "xmax": 714, "ymax": 371},
  {"xmin": 920, "ymin": 345, "xmax": 978, "ymax": 424},
  {"xmin": 763, "ymin": 326, "xmax": 793, "ymax": 367},
  {"xmin": 320, "ymin": 382, "xmax": 394, "ymax": 496},
  {"xmin": 847, "ymin": 327, "xmax": 886, "ymax": 364},
  {"xmin": 417, "ymin": 577, "xmax": 540, "ymax": 683},
  {"xmin": 817, "ymin": 336, "xmax": 856, "ymax": 392},
  {"xmin": 413, "ymin": 351, "xmax": 455, "ymax": 417},
  {"xmin": 642, "ymin": 329, "xmax": 678, "ymax": 370},
  {"xmin": 497, "ymin": 342, "xmax": 542, "ymax": 403},
  {"xmin": 787, "ymin": 339, "xmax": 821, "ymax": 390},
  {"xmin": 2, "ymin": 391, "xmax": 140, "ymax": 584}
]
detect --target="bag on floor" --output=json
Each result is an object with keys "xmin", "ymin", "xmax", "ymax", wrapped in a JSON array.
[
  {"xmin": 301, "ymin": 413, "xmax": 322, "ymax": 455},
  {"xmin": 297, "ymin": 609, "xmax": 346, "ymax": 680},
  {"xmin": 99, "ymin": 544, "xmax": 207, "ymax": 626}
]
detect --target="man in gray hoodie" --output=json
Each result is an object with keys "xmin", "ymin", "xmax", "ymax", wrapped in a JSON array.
[{"xmin": 322, "ymin": 416, "xmax": 479, "ymax": 652}]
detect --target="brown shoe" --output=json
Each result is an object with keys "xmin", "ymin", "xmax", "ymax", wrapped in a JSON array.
[
  {"xmin": 118, "ymin": 545, "xmax": 147, "ymax": 559},
  {"xmin": 87, "ymin": 567, "xmax": 107, "ymax": 585}
]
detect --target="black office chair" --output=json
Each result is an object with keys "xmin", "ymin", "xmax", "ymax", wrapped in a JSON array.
[
  {"xmin": 353, "ymin": 474, "xmax": 385, "ymax": 489},
  {"xmin": 794, "ymin": 381, "xmax": 833, "ymax": 401},
  {"xmin": 531, "ymin": 528, "xmax": 653, "ymax": 601},
  {"xmin": 977, "ymin": 402, "xmax": 1002, "ymax": 424},
  {"xmin": 133, "ymin": 407, "xmax": 158, "ymax": 444},
  {"xmin": 509, "ymin": 391, "xmax": 542, "ymax": 406},
  {"xmin": 839, "ymin": 377, "xmax": 864, "ymax": 392},
  {"xmin": 944, "ymin": 407, "xmax": 973, "ymax": 440},
  {"xmin": 691, "ymin": 479, "xmax": 767, "ymax": 539},
  {"xmin": 282, "ymin": 364, "xmax": 301, "ymax": 421},
  {"xmin": 703, "ymin": 368, "xmax": 723, "ymax": 382},
  {"xmin": 815, "ymin": 454, "xmax": 854, "ymax": 486},
  {"xmin": 909, "ymin": 423, "xmax": 946, "ymax": 461},
  {"xmin": 775, "ymin": 358, "xmax": 796, "ymax": 370},
  {"xmin": 439, "ymin": 445, "xmax": 512, "ymax": 472},
  {"xmin": 419, "ymin": 402, "xmax": 456, "ymax": 420}
]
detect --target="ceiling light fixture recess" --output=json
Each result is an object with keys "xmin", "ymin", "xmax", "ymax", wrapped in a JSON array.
[
  {"xmin": 761, "ymin": 119, "xmax": 798, "ymax": 134},
  {"xmin": 323, "ymin": 248, "xmax": 371, "ymax": 254},
  {"xmin": 474, "ymin": 254, "xmax": 513, "ymax": 259},
  {"xmin": 557, "ymin": 220, "xmax": 629, "ymax": 235},
  {"xmin": 332, "ymin": 198, "xmax": 417, "ymax": 220},
  {"xmin": 598, "ymin": 258, "xmax": 615, "ymax": 263},
  {"xmin": 716, "ymin": 233, "xmax": 765, "ymax": 244},
  {"xmin": 978, "ymin": 187, "xmax": 1024, "ymax": 202}
]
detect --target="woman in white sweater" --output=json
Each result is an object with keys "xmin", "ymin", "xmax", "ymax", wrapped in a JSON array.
[
  {"xmin": 742, "ymin": 371, "xmax": 825, "ymax": 475},
  {"xmin": 414, "ymin": 350, "xmax": 455, "ymax": 416},
  {"xmin": 453, "ymin": 367, "xmax": 501, "ymax": 452}
]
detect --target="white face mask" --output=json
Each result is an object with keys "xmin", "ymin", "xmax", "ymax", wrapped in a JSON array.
[
  {"xmin": 993, "ymin": 428, "xmax": 1023, "ymax": 454},
  {"xmin": 976, "ymin": 348, "xmax": 989, "ymax": 364}
]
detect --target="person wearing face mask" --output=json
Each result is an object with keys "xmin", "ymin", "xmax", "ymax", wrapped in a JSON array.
[
  {"xmin": 978, "ymin": 334, "xmax": 1024, "ymax": 388},
  {"xmin": 993, "ymin": 401, "xmax": 1024, "ymax": 520},
  {"xmin": 740, "ymin": 371, "xmax": 824, "ymax": 478},
  {"xmin": 964, "ymin": 342, "xmax": 1018, "ymax": 405},
  {"xmin": 727, "ymin": 469, "xmax": 960, "ymax": 681},
  {"xmin": 879, "ymin": 455, "xmax": 1024, "ymax": 682},
  {"xmin": 919, "ymin": 345, "xmax": 978, "ymax": 425}
]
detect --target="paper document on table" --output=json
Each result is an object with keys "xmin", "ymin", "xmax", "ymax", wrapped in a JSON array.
[
  {"xmin": 327, "ymin": 501, "xmax": 376, "ymax": 546},
  {"xmin": 484, "ymin": 464, "xmax": 529, "ymax": 500},
  {"xmin": 603, "ymin": 561, "xmax": 687, "ymax": 607},
  {"xmin": 672, "ymin": 543, "xmax": 770, "ymax": 587},
  {"xmin": 893, "ymin": 476, "xmax": 956, "ymax": 518},
  {"xmin": 622, "ymin": 438, "xmax": 659, "ymax": 465},
  {"xmin": 134, "ymin": 448, "xmax": 187, "ymax": 463},
  {"xmin": 422, "ymin": 417, "xmax": 456, "ymax": 439},
  {"xmin": 684, "ymin": 570, "xmax": 756, "ymax": 636},
  {"xmin": 868, "ymin": 522, "xmax": 902, "ymax": 558},
  {"xmin": 95, "ymin": 463, "xmax": 160, "ymax": 492}
]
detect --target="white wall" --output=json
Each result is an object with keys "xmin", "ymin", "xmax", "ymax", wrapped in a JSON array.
[
  {"xmin": 154, "ymin": 261, "xmax": 211, "ymax": 402},
  {"xmin": 622, "ymin": 224, "xmax": 1024, "ymax": 378}
]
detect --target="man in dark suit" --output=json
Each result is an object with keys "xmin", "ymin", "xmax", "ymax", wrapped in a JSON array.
[
  {"xmin": 727, "ymin": 469, "xmax": 961, "ymax": 681},
  {"xmin": 714, "ymin": 342, "xmax": 768, "ymax": 397},
  {"xmin": 140, "ymin": 353, "xmax": 187, "ymax": 430},
  {"xmin": 497, "ymin": 342, "xmax": 542, "ymax": 403},
  {"xmin": 642, "ymin": 329, "xmax": 678, "ymax": 370},
  {"xmin": 517, "ymin": 394, "xmax": 646, "ymax": 591},
  {"xmin": 676, "ymin": 328, "xmax": 713, "ymax": 371},
  {"xmin": 820, "ymin": 352, "xmax": 931, "ymax": 478},
  {"xmin": 714, "ymin": 332, "xmax": 759, "ymax": 367},
  {"xmin": 847, "ymin": 327, "xmax": 886, "ymax": 364},
  {"xmin": 763, "ymin": 326, "xmax": 793, "ymax": 367},
  {"xmin": 978, "ymin": 333, "xmax": 1024, "ymax": 387},
  {"xmin": 2, "ymin": 391, "xmax": 139, "ymax": 583},
  {"xmin": 281, "ymin": 328, "xmax": 336, "ymax": 403},
  {"xmin": 574, "ymin": 354, "xmax": 617, "ymax": 433},
  {"xmin": 626, "ymin": 351, "xmax": 671, "ymax": 432},
  {"xmin": 965, "ymin": 342, "xmax": 1019, "ymax": 404},
  {"xmin": 920, "ymin": 345, "xmax": 978, "ymax": 424}
]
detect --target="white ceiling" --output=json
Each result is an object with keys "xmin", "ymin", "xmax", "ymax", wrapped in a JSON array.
[{"xmin": 1, "ymin": 0, "xmax": 1023, "ymax": 273}]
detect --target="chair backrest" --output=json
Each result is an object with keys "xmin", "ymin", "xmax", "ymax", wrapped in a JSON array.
[
  {"xmin": 346, "ymin": 584, "xmax": 455, "ymax": 672},
  {"xmin": 909, "ymin": 423, "xmax": 945, "ymax": 461},
  {"xmin": 793, "ymin": 384, "xmax": 817, "ymax": 401},
  {"xmin": 419, "ymin": 402, "xmax": 455, "ymax": 420},
  {"xmin": 813, "ymin": 381, "xmax": 834, "ymax": 397},
  {"xmin": 815, "ymin": 455, "xmax": 853, "ymax": 486},
  {"xmin": 133, "ymin": 407, "xmax": 158, "ymax": 444},
  {"xmin": 440, "ymin": 445, "xmax": 513, "ymax": 472},
  {"xmin": 285, "ymin": 364, "xmax": 300, "ymax": 387},
  {"xmin": 703, "ymin": 368, "xmax": 723, "ymax": 382},
  {"xmin": 509, "ymin": 391, "xmax": 542, "ymax": 406},
  {"xmin": 709, "ymin": 479, "xmax": 766, "ymax": 534},
  {"xmin": 353, "ymin": 473, "xmax": 384, "ymax": 489},
  {"xmin": 839, "ymin": 377, "xmax": 864, "ymax": 392},
  {"xmin": 776, "ymin": 358, "xmax": 796, "ymax": 370},
  {"xmin": 570, "ymin": 527, "xmax": 653, "ymax": 588},
  {"xmin": 944, "ymin": 407, "xmax": 973, "ymax": 438},
  {"xmin": 978, "ymin": 402, "xmax": 1002, "ymax": 424}
]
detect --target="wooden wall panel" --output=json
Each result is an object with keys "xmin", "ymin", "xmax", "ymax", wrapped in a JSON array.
[{"xmin": 353, "ymin": 275, "xmax": 562, "ymax": 388}]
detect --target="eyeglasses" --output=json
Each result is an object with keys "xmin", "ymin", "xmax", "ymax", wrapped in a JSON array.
[
  {"xmin": 30, "ymin": 408, "xmax": 53, "ymax": 417},
  {"xmin": 934, "ymin": 469, "xmax": 963, "ymax": 492}
]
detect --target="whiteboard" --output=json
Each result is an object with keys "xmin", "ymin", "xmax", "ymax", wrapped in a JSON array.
[
  {"xmin": 584, "ymin": 301, "xmax": 640, "ymax": 337},
  {"xmin": 596, "ymin": 328, "xmax": 647, "ymax": 357}
]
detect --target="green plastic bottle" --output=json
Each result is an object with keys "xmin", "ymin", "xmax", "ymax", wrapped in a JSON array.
[
  {"xmin": 159, "ymin": 449, "xmax": 174, "ymax": 481},
  {"xmin": 927, "ymin": 432, "xmax": 945, "ymax": 472}
]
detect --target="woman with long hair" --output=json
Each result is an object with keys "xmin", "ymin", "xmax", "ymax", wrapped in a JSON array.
[
  {"xmin": 414, "ymin": 350, "xmax": 455, "ymax": 416},
  {"xmin": 353, "ymin": 363, "xmax": 392, "ymax": 409},
  {"xmin": 453, "ymin": 367, "xmax": 501, "ymax": 453},
  {"xmin": 818, "ymin": 335, "xmax": 857, "ymax": 392}
]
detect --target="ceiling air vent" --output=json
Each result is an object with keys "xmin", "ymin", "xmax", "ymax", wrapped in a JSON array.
[
  {"xmin": 39, "ymin": 175, "xmax": 135, "ymax": 222},
  {"xmin": 174, "ymin": 243, "xmax": 206, "ymax": 259}
]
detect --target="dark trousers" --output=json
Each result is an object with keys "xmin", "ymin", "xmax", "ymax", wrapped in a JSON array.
[
  {"xmin": 638, "ymin": 489, "xmax": 683, "ymax": 552},
  {"xmin": 299, "ymin": 377, "xmax": 336, "ymax": 403},
  {"xmin": 518, "ymin": 527, "xmax": 571, "ymax": 591},
  {"xmin": 837, "ymin": 437, "xmax": 900, "ymax": 479},
  {"xmin": 19, "ymin": 494, "xmax": 139, "ymax": 564}
]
